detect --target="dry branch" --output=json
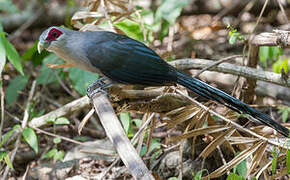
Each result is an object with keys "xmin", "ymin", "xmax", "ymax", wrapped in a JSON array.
[
  {"xmin": 249, "ymin": 31, "xmax": 290, "ymax": 48},
  {"xmin": 29, "ymin": 96, "xmax": 90, "ymax": 128},
  {"xmin": 170, "ymin": 58, "xmax": 290, "ymax": 87},
  {"xmin": 91, "ymin": 92, "xmax": 154, "ymax": 180}
]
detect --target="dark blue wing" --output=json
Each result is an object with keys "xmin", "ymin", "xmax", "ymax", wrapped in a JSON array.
[{"xmin": 87, "ymin": 34, "xmax": 177, "ymax": 85}]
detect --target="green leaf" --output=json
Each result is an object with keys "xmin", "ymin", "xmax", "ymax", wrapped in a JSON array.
[
  {"xmin": 36, "ymin": 54, "xmax": 63, "ymax": 84},
  {"xmin": 4, "ymin": 153, "xmax": 13, "ymax": 170},
  {"xmin": 158, "ymin": 20, "xmax": 170, "ymax": 41},
  {"xmin": 0, "ymin": 17, "xmax": 3, "ymax": 32},
  {"xmin": 0, "ymin": 33, "xmax": 6, "ymax": 75},
  {"xmin": 0, "ymin": 151, "xmax": 6, "ymax": 161},
  {"xmin": 42, "ymin": 148, "xmax": 57, "ymax": 159},
  {"xmin": 55, "ymin": 117, "xmax": 70, "ymax": 125},
  {"xmin": 53, "ymin": 150, "xmax": 65, "ymax": 161},
  {"xmin": 132, "ymin": 119, "xmax": 142, "ymax": 128},
  {"xmin": 155, "ymin": 0, "xmax": 189, "ymax": 25},
  {"xmin": 114, "ymin": 19, "xmax": 145, "ymax": 42},
  {"xmin": 150, "ymin": 149, "xmax": 162, "ymax": 164},
  {"xmin": 271, "ymin": 152, "xmax": 278, "ymax": 174},
  {"xmin": 0, "ymin": 0, "xmax": 18, "ymax": 13},
  {"xmin": 140, "ymin": 145, "xmax": 147, "ymax": 156},
  {"xmin": 259, "ymin": 46, "xmax": 269, "ymax": 67},
  {"xmin": 226, "ymin": 173, "xmax": 242, "ymax": 180},
  {"xmin": 53, "ymin": 137, "xmax": 61, "ymax": 144},
  {"xmin": 46, "ymin": 116, "xmax": 56, "ymax": 123},
  {"xmin": 195, "ymin": 169, "xmax": 209, "ymax": 180},
  {"xmin": 13, "ymin": 124, "xmax": 21, "ymax": 130},
  {"xmin": 0, "ymin": 129, "xmax": 14, "ymax": 147},
  {"xmin": 287, "ymin": 149, "xmax": 290, "ymax": 174},
  {"xmin": 120, "ymin": 112, "xmax": 132, "ymax": 136},
  {"xmin": 5, "ymin": 75, "xmax": 28, "ymax": 106},
  {"xmin": 73, "ymin": 136, "xmax": 88, "ymax": 141},
  {"xmin": 229, "ymin": 32, "xmax": 238, "ymax": 45},
  {"xmin": 22, "ymin": 128, "xmax": 38, "ymax": 154},
  {"xmin": 236, "ymin": 155, "xmax": 247, "ymax": 177},
  {"xmin": 168, "ymin": 177, "xmax": 178, "ymax": 180},
  {"xmin": 22, "ymin": 41, "xmax": 49, "ymax": 66},
  {"xmin": 282, "ymin": 110, "xmax": 289, "ymax": 123},
  {"xmin": 272, "ymin": 46, "xmax": 283, "ymax": 59},
  {"xmin": 272, "ymin": 59, "xmax": 289, "ymax": 74},
  {"xmin": 1, "ymin": 33, "xmax": 24, "ymax": 75},
  {"xmin": 68, "ymin": 67, "xmax": 98, "ymax": 95},
  {"xmin": 147, "ymin": 138, "xmax": 161, "ymax": 154}
]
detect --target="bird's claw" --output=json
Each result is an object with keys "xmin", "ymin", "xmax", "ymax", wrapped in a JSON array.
[
  {"xmin": 86, "ymin": 77, "xmax": 111, "ymax": 99},
  {"xmin": 87, "ymin": 87, "xmax": 109, "ymax": 99}
]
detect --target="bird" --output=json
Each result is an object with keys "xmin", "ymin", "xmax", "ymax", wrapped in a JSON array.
[{"xmin": 38, "ymin": 26, "xmax": 289, "ymax": 137}]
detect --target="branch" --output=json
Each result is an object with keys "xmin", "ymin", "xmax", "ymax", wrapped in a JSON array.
[
  {"xmin": 249, "ymin": 31, "xmax": 290, "ymax": 48},
  {"xmin": 91, "ymin": 92, "xmax": 154, "ymax": 179},
  {"xmin": 169, "ymin": 58, "xmax": 290, "ymax": 87},
  {"xmin": 2, "ymin": 81, "xmax": 37, "ymax": 180},
  {"xmin": 29, "ymin": 96, "xmax": 90, "ymax": 128}
]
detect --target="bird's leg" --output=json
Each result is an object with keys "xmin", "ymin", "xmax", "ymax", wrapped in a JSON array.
[
  {"xmin": 86, "ymin": 77, "xmax": 111, "ymax": 98},
  {"xmin": 46, "ymin": 63, "xmax": 74, "ymax": 68}
]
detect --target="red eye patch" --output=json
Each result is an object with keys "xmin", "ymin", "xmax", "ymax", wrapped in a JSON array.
[{"xmin": 46, "ymin": 28, "xmax": 63, "ymax": 41}]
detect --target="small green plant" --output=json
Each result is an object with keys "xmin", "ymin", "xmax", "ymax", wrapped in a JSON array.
[
  {"xmin": 286, "ymin": 149, "xmax": 290, "ymax": 174},
  {"xmin": 278, "ymin": 106, "xmax": 290, "ymax": 123},
  {"xmin": 22, "ymin": 127, "xmax": 38, "ymax": 154},
  {"xmin": 192, "ymin": 169, "xmax": 209, "ymax": 180},
  {"xmin": 42, "ymin": 117, "xmax": 70, "ymax": 161},
  {"xmin": 226, "ymin": 172, "xmax": 245, "ymax": 180},
  {"xmin": 0, "ymin": 125, "xmax": 21, "ymax": 170},
  {"xmin": 227, "ymin": 25, "xmax": 245, "ymax": 45},
  {"xmin": 271, "ymin": 146, "xmax": 279, "ymax": 175}
]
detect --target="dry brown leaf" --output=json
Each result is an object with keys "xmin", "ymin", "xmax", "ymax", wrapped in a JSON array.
[
  {"xmin": 269, "ymin": 167, "xmax": 289, "ymax": 180},
  {"xmin": 71, "ymin": 11, "xmax": 103, "ymax": 26},
  {"xmin": 166, "ymin": 106, "xmax": 186, "ymax": 116},
  {"xmin": 227, "ymin": 137, "xmax": 259, "ymax": 145},
  {"xmin": 168, "ymin": 125, "xmax": 229, "ymax": 144},
  {"xmin": 108, "ymin": 0, "xmax": 129, "ymax": 11},
  {"xmin": 89, "ymin": 0, "xmax": 101, "ymax": 11},
  {"xmin": 246, "ymin": 141, "xmax": 267, "ymax": 178},
  {"xmin": 166, "ymin": 106, "xmax": 201, "ymax": 129},
  {"xmin": 256, "ymin": 160, "xmax": 272, "ymax": 179},
  {"xmin": 206, "ymin": 140, "xmax": 264, "ymax": 178},
  {"xmin": 80, "ymin": 24, "xmax": 105, "ymax": 31},
  {"xmin": 199, "ymin": 127, "xmax": 235, "ymax": 159}
]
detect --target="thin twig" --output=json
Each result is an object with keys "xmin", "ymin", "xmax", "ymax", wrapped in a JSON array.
[
  {"xmin": 52, "ymin": 69, "xmax": 78, "ymax": 98},
  {"xmin": 78, "ymin": 108, "xmax": 95, "ymax": 135},
  {"xmin": 2, "ymin": 80, "xmax": 37, "ymax": 180},
  {"xmin": 33, "ymin": 126, "xmax": 84, "ymax": 145},
  {"xmin": 277, "ymin": 0, "xmax": 289, "ymax": 24},
  {"xmin": 167, "ymin": 26, "xmax": 175, "ymax": 52},
  {"xmin": 193, "ymin": 55, "xmax": 243, "ymax": 78},
  {"xmin": 251, "ymin": 0, "xmax": 269, "ymax": 34},
  {"xmin": 101, "ymin": 0, "xmax": 116, "ymax": 32},
  {"xmin": 0, "ymin": 77, "xmax": 4, "ymax": 140}
]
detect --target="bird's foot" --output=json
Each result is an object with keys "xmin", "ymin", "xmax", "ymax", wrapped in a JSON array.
[{"xmin": 86, "ymin": 77, "xmax": 111, "ymax": 99}]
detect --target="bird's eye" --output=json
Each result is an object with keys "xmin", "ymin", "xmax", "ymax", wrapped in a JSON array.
[
  {"xmin": 46, "ymin": 28, "xmax": 63, "ymax": 41},
  {"xmin": 51, "ymin": 31, "xmax": 57, "ymax": 37}
]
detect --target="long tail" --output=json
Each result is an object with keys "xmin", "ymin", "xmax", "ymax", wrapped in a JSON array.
[{"xmin": 176, "ymin": 71, "xmax": 289, "ymax": 137}]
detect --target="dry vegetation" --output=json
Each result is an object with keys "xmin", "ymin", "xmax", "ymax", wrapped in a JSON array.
[{"xmin": 0, "ymin": 0, "xmax": 290, "ymax": 179}]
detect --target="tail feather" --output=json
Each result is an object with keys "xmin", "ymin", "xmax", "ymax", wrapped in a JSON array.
[{"xmin": 176, "ymin": 71, "xmax": 289, "ymax": 137}]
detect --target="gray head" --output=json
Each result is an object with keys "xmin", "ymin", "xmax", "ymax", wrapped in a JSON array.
[{"xmin": 38, "ymin": 26, "xmax": 71, "ymax": 53}]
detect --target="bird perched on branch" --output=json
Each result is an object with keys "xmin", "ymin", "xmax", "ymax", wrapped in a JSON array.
[{"xmin": 38, "ymin": 26, "xmax": 289, "ymax": 137}]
